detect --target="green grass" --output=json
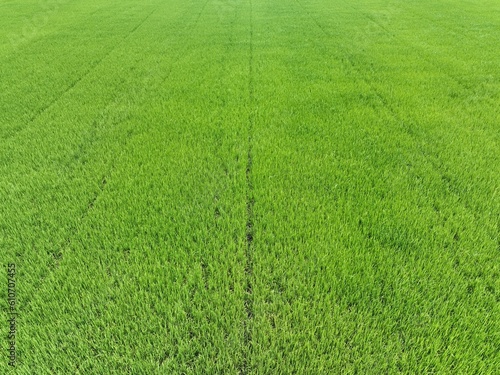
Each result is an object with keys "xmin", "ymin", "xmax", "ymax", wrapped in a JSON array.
[{"xmin": 1, "ymin": 0, "xmax": 499, "ymax": 373}]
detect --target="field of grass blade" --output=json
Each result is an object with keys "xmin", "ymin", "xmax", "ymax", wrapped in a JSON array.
[{"xmin": 1, "ymin": 0, "xmax": 499, "ymax": 373}]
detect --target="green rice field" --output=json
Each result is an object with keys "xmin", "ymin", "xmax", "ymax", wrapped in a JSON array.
[{"xmin": 1, "ymin": 0, "xmax": 499, "ymax": 373}]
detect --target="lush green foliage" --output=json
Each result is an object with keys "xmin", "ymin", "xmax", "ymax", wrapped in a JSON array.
[{"xmin": 1, "ymin": 0, "xmax": 499, "ymax": 373}]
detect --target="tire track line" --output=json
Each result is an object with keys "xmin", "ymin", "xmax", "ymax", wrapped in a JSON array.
[{"xmin": 242, "ymin": 0, "xmax": 255, "ymax": 373}]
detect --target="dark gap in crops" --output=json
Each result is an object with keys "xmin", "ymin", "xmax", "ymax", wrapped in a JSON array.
[
  {"xmin": 48, "ymin": 173, "xmax": 109, "ymax": 272},
  {"xmin": 128, "ymin": 8, "xmax": 156, "ymax": 34},
  {"xmin": 242, "ymin": 1, "xmax": 254, "ymax": 373},
  {"xmin": 87, "ymin": 176, "xmax": 108, "ymax": 211},
  {"xmin": 201, "ymin": 261, "xmax": 209, "ymax": 290}
]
